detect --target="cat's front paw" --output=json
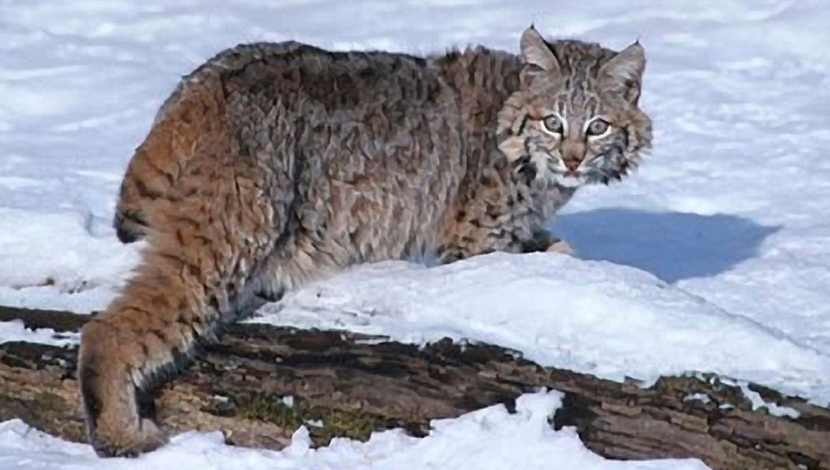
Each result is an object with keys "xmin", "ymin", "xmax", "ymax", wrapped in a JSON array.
[
  {"xmin": 546, "ymin": 238, "xmax": 576, "ymax": 257},
  {"xmin": 521, "ymin": 231, "xmax": 577, "ymax": 257}
]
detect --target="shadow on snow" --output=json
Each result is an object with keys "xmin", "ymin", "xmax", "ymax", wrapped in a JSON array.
[{"xmin": 556, "ymin": 208, "xmax": 780, "ymax": 283}]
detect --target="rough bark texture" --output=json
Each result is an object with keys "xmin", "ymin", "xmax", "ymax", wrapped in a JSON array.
[{"xmin": 1, "ymin": 305, "xmax": 828, "ymax": 469}]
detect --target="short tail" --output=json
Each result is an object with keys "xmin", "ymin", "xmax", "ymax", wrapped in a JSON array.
[
  {"xmin": 113, "ymin": 147, "xmax": 163, "ymax": 244},
  {"xmin": 113, "ymin": 206, "xmax": 148, "ymax": 243}
]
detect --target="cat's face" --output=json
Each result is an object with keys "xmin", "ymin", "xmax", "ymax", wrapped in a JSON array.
[{"xmin": 498, "ymin": 27, "xmax": 652, "ymax": 187}]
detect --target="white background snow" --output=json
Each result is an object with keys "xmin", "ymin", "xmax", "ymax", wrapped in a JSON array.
[{"xmin": 1, "ymin": 0, "xmax": 829, "ymax": 468}]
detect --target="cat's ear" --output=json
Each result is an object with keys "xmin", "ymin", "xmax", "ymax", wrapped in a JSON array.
[
  {"xmin": 520, "ymin": 26, "xmax": 561, "ymax": 77},
  {"xmin": 600, "ymin": 42, "xmax": 646, "ymax": 105}
]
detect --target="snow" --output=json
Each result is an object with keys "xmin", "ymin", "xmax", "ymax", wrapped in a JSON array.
[
  {"xmin": 0, "ymin": 391, "xmax": 709, "ymax": 470},
  {"xmin": 0, "ymin": 207, "xmax": 141, "ymax": 312},
  {"xmin": 0, "ymin": 319, "xmax": 79, "ymax": 347},
  {"xmin": 737, "ymin": 383, "xmax": 801, "ymax": 419},
  {"xmin": 259, "ymin": 253, "xmax": 830, "ymax": 404},
  {"xmin": 2, "ymin": 0, "xmax": 830, "ymax": 468},
  {"xmin": 683, "ymin": 393, "xmax": 712, "ymax": 404}
]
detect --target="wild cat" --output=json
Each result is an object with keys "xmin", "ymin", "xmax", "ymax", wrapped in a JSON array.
[{"xmin": 79, "ymin": 26, "xmax": 651, "ymax": 457}]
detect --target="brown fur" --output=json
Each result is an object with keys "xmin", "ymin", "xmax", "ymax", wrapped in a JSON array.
[{"xmin": 81, "ymin": 28, "xmax": 651, "ymax": 457}]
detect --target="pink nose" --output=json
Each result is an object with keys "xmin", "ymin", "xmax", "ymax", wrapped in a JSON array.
[{"xmin": 564, "ymin": 158, "xmax": 581, "ymax": 172}]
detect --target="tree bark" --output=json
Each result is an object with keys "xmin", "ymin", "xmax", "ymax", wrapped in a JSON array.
[{"xmin": 0, "ymin": 306, "xmax": 828, "ymax": 469}]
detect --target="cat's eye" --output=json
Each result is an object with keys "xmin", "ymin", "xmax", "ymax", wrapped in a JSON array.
[
  {"xmin": 542, "ymin": 115, "xmax": 563, "ymax": 134},
  {"xmin": 587, "ymin": 119, "xmax": 610, "ymax": 136}
]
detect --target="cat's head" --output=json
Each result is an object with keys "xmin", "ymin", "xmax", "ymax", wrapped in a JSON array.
[{"xmin": 498, "ymin": 27, "xmax": 652, "ymax": 187}]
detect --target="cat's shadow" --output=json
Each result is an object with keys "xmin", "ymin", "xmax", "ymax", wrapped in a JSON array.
[{"xmin": 555, "ymin": 208, "xmax": 780, "ymax": 283}]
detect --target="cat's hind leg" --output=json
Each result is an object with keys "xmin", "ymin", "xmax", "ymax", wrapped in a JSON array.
[{"xmin": 79, "ymin": 149, "xmax": 285, "ymax": 457}]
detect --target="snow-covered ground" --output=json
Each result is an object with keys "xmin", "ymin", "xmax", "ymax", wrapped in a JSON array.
[
  {"xmin": 2, "ymin": 0, "xmax": 830, "ymax": 468},
  {"xmin": 0, "ymin": 392, "xmax": 709, "ymax": 470}
]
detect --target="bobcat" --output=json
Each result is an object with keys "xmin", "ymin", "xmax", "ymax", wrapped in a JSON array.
[{"xmin": 80, "ymin": 26, "xmax": 651, "ymax": 457}]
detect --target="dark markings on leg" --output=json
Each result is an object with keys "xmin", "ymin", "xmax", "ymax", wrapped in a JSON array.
[
  {"xmin": 79, "ymin": 361, "xmax": 103, "ymax": 432},
  {"xmin": 135, "ymin": 386, "xmax": 157, "ymax": 420}
]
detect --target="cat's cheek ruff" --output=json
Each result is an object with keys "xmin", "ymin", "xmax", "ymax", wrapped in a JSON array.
[
  {"xmin": 529, "ymin": 152, "xmax": 555, "ymax": 181},
  {"xmin": 509, "ymin": 150, "xmax": 582, "ymax": 188}
]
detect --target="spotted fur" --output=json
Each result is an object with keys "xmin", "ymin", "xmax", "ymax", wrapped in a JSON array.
[{"xmin": 81, "ymin": 27, "xmax": 651, "ymax": 457}]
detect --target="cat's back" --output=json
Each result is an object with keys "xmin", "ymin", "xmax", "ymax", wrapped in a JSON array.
[
  {"xmin": 115, "ymin": 41, "xmax": 462, "ymax": 244},
  {"xmin": 157, "ymin": 42, "xmax": 450, "ymax": 124},
  {"xmin": 212, "ymin": 43, "xmax": 465, "ymax": 261}
]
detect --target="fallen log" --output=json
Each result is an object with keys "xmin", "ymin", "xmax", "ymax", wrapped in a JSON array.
[{"xmin": 0, "ymin": 306, "xmax": 828, "ymax": 469}]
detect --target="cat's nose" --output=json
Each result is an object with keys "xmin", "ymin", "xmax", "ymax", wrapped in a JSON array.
[
  {"xmin": 561, "ymin": 141, "xmax": 586, "ymax": 172},
  {"xmin": 563, "ymin": 157, "xmax": 581, "ymax": 172}
]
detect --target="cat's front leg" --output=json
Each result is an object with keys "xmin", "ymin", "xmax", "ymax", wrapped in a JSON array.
[
  {"xmin": 520, "ymin": 230, "xmax": 575, "ymax": 257},
  {"xmin": 546, "ymin": 237, "xmax": 575, "ymax": 256},
  {"xmin": 438, "ymin": 225, "xmax": 574, "ymax": 264}
]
